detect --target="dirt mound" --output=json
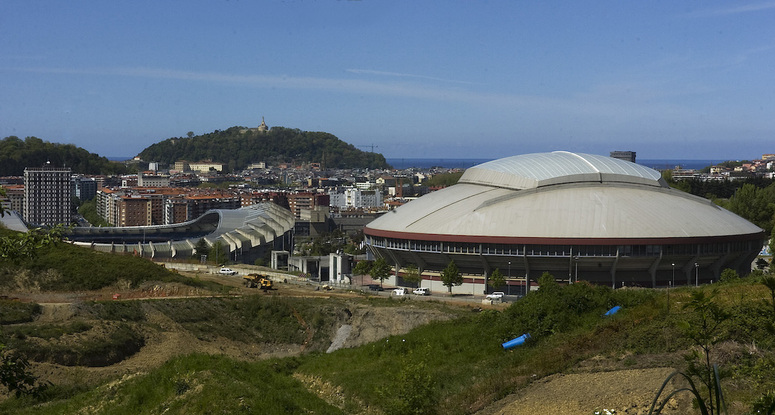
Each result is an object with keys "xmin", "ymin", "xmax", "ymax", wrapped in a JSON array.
[
  {"xmin": 478, "ymin": 366, "xmax": 693, "ymax": 415},
  {"xmin": 9, "ymin": 283, "xmax": 457, "ymax": 397}
]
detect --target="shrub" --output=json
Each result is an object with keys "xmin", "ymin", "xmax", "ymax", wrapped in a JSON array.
[{"xmin": 0, "ymin": 301, "xmax": 41, "ymax": 325}]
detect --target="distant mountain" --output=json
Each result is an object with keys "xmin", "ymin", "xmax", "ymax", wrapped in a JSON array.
[
  {"xmin": 136, "ymin": 126, "xmax": 390, "ymax": 171},
  {"xmin": 0, "ymin": 136, "xmax": 130, "ymax": 176}
]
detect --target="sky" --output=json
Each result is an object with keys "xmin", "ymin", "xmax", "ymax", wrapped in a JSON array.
[{"xmin": 1, "ymin": 1, "xmax": 774, "ymax": 161}]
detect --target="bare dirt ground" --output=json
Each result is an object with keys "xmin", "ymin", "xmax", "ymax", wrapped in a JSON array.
[
  {"xmin": 5, "ymin": 271, "xmax": 709, "ymax": 414},
  {"xmin": 477, "ymin": 366, "xmax": 692, "ymax": 415},
  {"xmin": 7, "ymin": 270, "xmax": 459, "ymax": 395}
]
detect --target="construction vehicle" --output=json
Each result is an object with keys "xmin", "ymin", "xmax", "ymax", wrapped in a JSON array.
[{"xmin": 244, "ymin": 274, "xmax": 274, "ymax": 291}]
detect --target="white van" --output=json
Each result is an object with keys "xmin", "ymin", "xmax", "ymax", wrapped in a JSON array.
[{"xmin": 413, "ymin": 287, "xmax": 430, "ymax": 296}]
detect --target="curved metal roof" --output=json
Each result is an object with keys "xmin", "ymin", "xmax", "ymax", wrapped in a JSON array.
[
  {"xmin": 366, "ymin": 152, "xmax": 763, "ymax": 243},
  {"xmin": 460, "ymin": 151, "xmax": 666, "ymax": 190},
  {"xmin": 69, "ymin": 202, "xmax": 295, "ymax": 258}
]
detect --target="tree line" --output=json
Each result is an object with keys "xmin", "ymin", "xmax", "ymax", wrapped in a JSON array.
[
  {"xmin": 0, "ymin": 136, "xmax": 130, "ymax": 176},
  {"xmin": 137, "ymin": 126, "xmax": 390, "ymax": 171}
]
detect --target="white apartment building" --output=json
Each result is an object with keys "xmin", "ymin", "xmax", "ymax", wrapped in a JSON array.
[{"xmin": 329, "ymin": 187, "xmax": 382, "ymax": 209}]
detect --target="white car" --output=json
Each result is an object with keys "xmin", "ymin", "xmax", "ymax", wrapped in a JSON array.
[
  {"xmin": 218, "ymin": 267, "xmax": 237, "ymax": 275},
  {"xmin": 486, "ymin": 291, "xmax": 505, "ymax": 300},
  {"xmin": 413, "ymin": 287, "xmax": 429, "ymax": 296},
  {"xmin": 392, "ymin": 287, "xmax": 407, "ymax": 296}
]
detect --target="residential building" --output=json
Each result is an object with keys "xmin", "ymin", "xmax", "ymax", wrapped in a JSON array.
[
  {"xmin": 610, "ymin": 151, "xmax": 636, "ymax": 163},
  {"xmin": 0, "ymin": 185, "xmax": 24, "ymax": 214},
  {"xmin": 72, "ymin": 175, "xmax": 98, "ymax": 201},
  {"xmin": 329, "ymin": 187, "xmax": 383, "ymax": 209},
  {"xmin": 23, "ymin": 163, "xmax": 72, "ymax": 226},
  {"xmin": 138, "ymin": 174, "xmax": 170, "ymax": 187}
]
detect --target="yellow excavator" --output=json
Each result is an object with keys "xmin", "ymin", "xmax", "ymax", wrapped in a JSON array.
[{"xmin": 244, "ymin": 274, "xmax": 274, "ymax": 291}]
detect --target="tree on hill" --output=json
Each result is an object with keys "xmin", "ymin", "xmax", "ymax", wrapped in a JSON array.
[
  {"xmin": 136, "ymin": 126, "xmax": 390, "ymax": 171},
  {"xmin": 0, "ymin": 136, "xmax": 130, "ymax": 176}
]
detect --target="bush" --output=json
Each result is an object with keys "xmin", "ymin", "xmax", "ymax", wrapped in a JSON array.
[
  {"xmin": 10, "ymin": 323, "xmax": 144, "ymax": 367},
  {"xmin": 0, "ymin": 301, "xmax": 41, "ymax": 325},
  {"xmin": 500, "ymin": 280, "xmax": 614, "ymax": 339},
  {"xmin": 88, "ymin": 301, "xmax": 146, "ymax": 322}
]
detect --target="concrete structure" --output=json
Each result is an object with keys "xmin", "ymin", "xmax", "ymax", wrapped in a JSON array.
[
  {"xmin": 287, "ymin": 192, "xmax": 329, "ymax": 219},
  {"xmin": 1, "ymin": 185, "xmax": 24, "ymax": 214},
  {"xmin": 72, "ymin": 176, "xmax": 97, "ymax": 201},
  {"xmin": 138, "ymin": 174, "xmax": 170, "ymax": 187},
  {"xmin": 610, "ymin": 150, "xmax": 636, "ymax": 163},
  {"xmin": 329, "ymin": 187, "xmax": 383, "ymax": 209},
  {"xmin": 68, "ymin": 202, "xmax": 294, "ymax": 264},
  {"xmin": 23, "ymin": 163, "xmax": 72, "ymax": 226},
  {"xmin": 189, "ymin": 162, "xmax": 225, "ymax": 173},
  {"xmin": 364, "ymin": 152, "xmax": 765, "ymax": 293}
]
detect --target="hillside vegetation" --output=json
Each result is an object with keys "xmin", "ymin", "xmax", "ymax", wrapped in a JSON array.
[
  {"xmin": 137, "ymin": 126, "xmax": 390, "ymax": 171},
  {"xmin": 0, "ymin": 136, "xmax": 129, "ymax": 176},
  {"xmin": 2, "ymin": 232, "xmax": 775, "ymax": 414}
]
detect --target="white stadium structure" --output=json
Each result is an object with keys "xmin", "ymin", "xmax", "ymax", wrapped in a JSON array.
[
  {"xmin": 364, "ymin": 152, "xmax": 765, "ymax": 294},
  {"xmin": 68, "ymin": 202, "xmax": 295, "ymax": 264}
]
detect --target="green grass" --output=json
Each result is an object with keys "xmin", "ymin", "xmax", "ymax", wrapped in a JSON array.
[
  {"xmin": 3, "ymin": 275, "xmax": 775, "ymax": 414},
  {"xmin": 0, "ymin": 229, "xmax": 228, "ymax": 292},
  {"xmin": 150, "ymin": 295, "xmax": 347, "ymax": 348},
  {"xmin": 1, "ymin": 354, "xmax": 342, "ymax": 415},
  {"xmin": 1, "ymin": 321, "xmax": 92, "ymax": 340},
  {"xmin": 4, "ymin": 322, "xmax": 144, "ymax": 367},
  {"xmin": 0, "ymin": 300, "xmax": 41, "ymax": 324}
]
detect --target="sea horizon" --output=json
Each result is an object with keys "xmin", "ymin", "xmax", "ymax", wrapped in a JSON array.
[
  {"xmin": 108, "ymin": 156, "xmax": 730, "ymax": 171},
  {"xmin": 387, "ymin": 157, "xmax": 723, "ymax": 170}
]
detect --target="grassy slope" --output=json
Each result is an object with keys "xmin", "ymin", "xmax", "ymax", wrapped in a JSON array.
[
  {"xmin": 0, "ymin": 228, "xmax": 225, "ymax": 292},
  {"xmin": 2, "ymin": 239, "xmax": 775, "ymax": 414}
]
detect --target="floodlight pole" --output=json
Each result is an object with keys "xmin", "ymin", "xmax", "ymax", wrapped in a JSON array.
[
  {"xmin": 508, "ymin": 261, "xmax": 511, "ymax": 296},
  {"xmin": 575, "ymin": 256, "xmax": 579, "ymax": 283},
  {"xmin": 671, "ymin": 263, "xmax": 675, "ymax": 287},
  {"xmin": 695, "ymin": 262, "xmax": 699, "ymax": 287}
]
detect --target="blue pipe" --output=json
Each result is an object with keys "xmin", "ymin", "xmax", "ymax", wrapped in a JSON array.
[
  {"xmin": 604, "ymin": 306, "xmax": 621, "ymax": 316},
  {"xmin": 502, "ymin": 333, "xmax": 531, "ymax": 350}
]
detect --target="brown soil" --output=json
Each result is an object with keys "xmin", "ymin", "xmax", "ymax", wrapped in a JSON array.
[
  {"xmin": 4, "ymin": 270, "xmax": 458, "ymax": 397},
  {"xmin": 477, "ymin": 366, "xmax": 693, "ymax": 415},
  {"xmin": 3, "ymin": 271, "xmax": 710, "ymax": 414}
]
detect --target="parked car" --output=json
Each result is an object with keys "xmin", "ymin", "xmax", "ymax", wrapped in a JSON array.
[
  {"xmin": 392, "ymin": 287, "xmax": 408, "ymax": 296},
  {"xmin": 486, "ymin": 291, "xmax": 505, "ymax": 300},
  {"xmin": 367, "ymin": 284, "xmax": 384, "ymax": 291},
  {"xmin": 413, "ymin": 287, "xmax": 430, "ymax": 296},
  {"xmin": 218, "ymin": 267, "xmax": 237, "ymax": 275}
]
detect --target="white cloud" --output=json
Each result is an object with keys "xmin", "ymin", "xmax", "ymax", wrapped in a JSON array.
[
  {"xmin": 685, "ymin": 1, "xmax": 775, "ymax": 17},
  {"xmin": 345, "ymin": 68, "xmax": 475, "ymax": 85}
]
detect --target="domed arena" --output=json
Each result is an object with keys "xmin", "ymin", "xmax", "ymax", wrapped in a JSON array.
[{"xmin": 363, "ymin": 152, "xmax": 765, "ymax": 293}]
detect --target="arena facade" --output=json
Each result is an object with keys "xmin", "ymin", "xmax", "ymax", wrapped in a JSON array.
[
  {"xmin": 364, "ymin": 152, "xmax": 766, "ymax": 294},
  {"xmin": 68, "ymin": 202, "xmax": 295, "ymax": 264}
]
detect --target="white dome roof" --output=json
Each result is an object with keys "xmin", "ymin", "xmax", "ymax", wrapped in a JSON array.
[
  {"xmin": 366, "ymin": 152, "xmax": 762, "ymax": 242},
  {"xmin": 460, "ymin": 151, "xmax": 665, "ymax": 190}
]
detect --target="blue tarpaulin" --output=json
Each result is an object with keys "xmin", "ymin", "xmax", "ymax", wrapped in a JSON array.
[{"xmin": 604, "ymin": 306, "xmax": 621, "ymax": 316}]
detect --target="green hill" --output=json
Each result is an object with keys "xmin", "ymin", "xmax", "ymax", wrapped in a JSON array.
[
  {"xmin": 0, "ymin": 136, "xmax": 129, "ymax": 176},
  {"xmin": 137, "ymin": 126, "xmax": 390, "ymax": 171}
]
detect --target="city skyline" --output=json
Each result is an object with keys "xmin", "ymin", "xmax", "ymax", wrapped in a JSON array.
[{"xmin": 2, "ymin": 1, "xmax": 774, "ymax": 161}]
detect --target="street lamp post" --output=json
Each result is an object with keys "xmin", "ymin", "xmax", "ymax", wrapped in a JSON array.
[
  {"xmin": 671, "ymin": 263, "xmax": 675, "ymax": 287},
  {"xmin": 574, "ymin": 256, "xmax": 579, "ymax": 283},
  {"xmin": 695, "ymin": 262, "xmax": 699, "ymax": 287},
  {"xmin": 508, "ymin": 261, "xmax": 511, "ymax": 296}
]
